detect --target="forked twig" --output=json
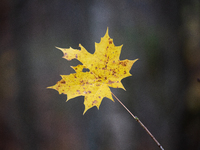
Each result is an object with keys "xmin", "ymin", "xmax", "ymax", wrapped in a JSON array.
[{"xmin": 111, "ymin": 92, "xmax": 164, "ymax": 150}]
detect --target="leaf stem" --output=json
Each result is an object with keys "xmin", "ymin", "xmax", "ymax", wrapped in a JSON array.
[{"xmin": 111, "ymin": 92, "xmax": 164, "ymax": 150}]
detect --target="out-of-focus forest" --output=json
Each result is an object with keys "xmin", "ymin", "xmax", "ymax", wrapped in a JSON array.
[{"xmin": 0, "ymin": 0, "xmax": 200, "ymax": 150}]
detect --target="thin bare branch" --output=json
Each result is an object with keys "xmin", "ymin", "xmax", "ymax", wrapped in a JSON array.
[{"xmin": 111, "ymin": 92, "xmax": 164, "ymax": 150}]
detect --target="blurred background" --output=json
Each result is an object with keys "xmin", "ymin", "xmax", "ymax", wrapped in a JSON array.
[{"xmin": 0, "ymin": 0, "xmax": 200, "ymax": 150}]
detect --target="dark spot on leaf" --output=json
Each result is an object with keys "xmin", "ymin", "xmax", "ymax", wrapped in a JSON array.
[
  {"xmin": 112, "ymin": 70, "xmax": 116, "ymax": 75},
  {"xmin": 105, "ymin": 77, "xmax": 107, "ymax": 80},
  {"xmin": 88, "ymin": 91, "xmax": 91, "ymax": 93},
  {"xmin": 98, "ymin": 96, "xmax": 101, "ymax": 98},
  {"xmin": 108, "ymin": 80, "xmax": 114, "ymax": 84},
  {"xmin": 75, "ymin": 54, "xmax": 78, "ymax": 58},
  {"xmin": 60, "ymin": 80, "xmax": 66, "ymax": 84},
  {"xmin": 64, "ymin": 53, "xmax": 68, "ymax": 57},
  {"xmin": 109, "ymin": 40, "xmax": 112, "ymax": 44},
  {"xmin": 119, "ymin": 61, "xmax": 127, "ymax": 66},
  {"xmin": 124, "ymin": 71, "xmax": 126, "ymax": 74},
  {"xmin": 77, "ymin": 90, "xmax": 80, "ymax": 94},
  {"xmin": 92, "ymin": 100, "xmax": 98, "ymax": 106}
]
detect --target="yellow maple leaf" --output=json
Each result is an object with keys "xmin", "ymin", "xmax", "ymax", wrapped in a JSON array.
[{"xmin": 47, "ymin": 28, "xmax": 138, "ymax": 114}]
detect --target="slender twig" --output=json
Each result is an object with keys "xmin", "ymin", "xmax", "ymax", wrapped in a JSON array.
[{"xmin": 111, "ymin": 92, "xmax": 164, "ymax": 150}]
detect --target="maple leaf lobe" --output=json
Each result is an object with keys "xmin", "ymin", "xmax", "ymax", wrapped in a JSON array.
[{"xmin": 48, "ymin": 28, "xmax": 138, "ymax": 114}]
